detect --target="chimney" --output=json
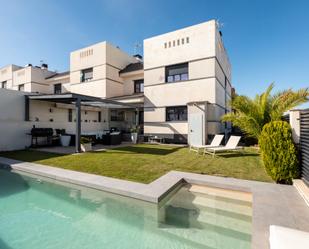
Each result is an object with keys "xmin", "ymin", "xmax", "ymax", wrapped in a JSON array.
[
  {"xmin": 41, "ymin": 63, "xmax": 48, "ymax": 69},
  {"xmin": 133, "ymin": 54, "xmax": 143, "ymax": 62}
]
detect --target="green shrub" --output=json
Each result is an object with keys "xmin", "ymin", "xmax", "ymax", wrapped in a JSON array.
[{"xmin": 259, "ymin": 121, "xmax": 299, "ymax": 184}]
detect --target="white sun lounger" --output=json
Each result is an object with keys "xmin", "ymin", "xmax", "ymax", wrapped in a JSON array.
[
  {"xmin": 189, "ymin": 135, "xmax": 224, "ymax": 154},
  {"xmin": 270, "ymin": 225, "xmax": 309, "ymax": 249},
  {"xmin": 204, "ymin": 135, "xmax": 243, "ymax": 157}
]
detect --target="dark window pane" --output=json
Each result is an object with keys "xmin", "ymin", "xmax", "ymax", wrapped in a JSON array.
[
  {"xmin": 165, "ymin": 63, "xmax": 188, "ymax": 83},
  {"xmin": 166, "ymin": 106, "xmax": 187, "ymax": 121},
  {"xmin": 167, "ymin": 76, "xmax": 174, "ymax": 82},
  {"xmin": 54, "ymin": 83, "xmax": 62, "ymax": 94},
  {"xmin": 181, "ymin": 73, "xmax": 188, "ymax": 81},
  {"xmin": 134, "ymin": 79, "xmax": 144, "ymax": 93},
  {"xmin": 68, "ymin": 109, "xmax": 72, "ymax": 122},
  {"xmin": 111, "ymin": 110, "xmax": 124, "ymax": 121},
  {"xmin": 18, "ymin": 84, "xmax": 24, "ymax": 91},
  {"xmin": 81, "ymin": 68, "xmax": 93, "ymax": 82},
  {"xmin": 174, "ymin": 74, "xmax": 181, "ymax": 81}
]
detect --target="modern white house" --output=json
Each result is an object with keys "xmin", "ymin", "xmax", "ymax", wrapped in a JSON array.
[{"xmin": 0, "ymin": 19, "xmax": 232, "ymax": 151}]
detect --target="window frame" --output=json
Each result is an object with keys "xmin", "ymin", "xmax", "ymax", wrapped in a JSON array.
[
  {"xmin": 68, "ymin": 109, "xmax": 72, "ymax": 122},
  {"xmin": 1, "ymin": 81, "xmax": 7, "ymax": 89},
  {"xmin": 18, "ymin": 84, "xmax": 24, "ymax": 91},
  {"xmin": 110, "ymin": 110, "xmax": 124, "ymax": 122},
  {"xmin": 54, "ymin": 83, "xmax": 62, "ymax": 94},
  {"xmin": 134, "ymin": 79, "xmax": 144, "ymax": 93},
  {"xmin": 166, "ymin": 106, "xmax": 188, "ymax": 122},
  {"xmin": 80, "ymin": 68, "xmax": 93, "ymax": 82},
  {"xmin": 165, "ymin": 63, "xmax": 189, "ymax": 83}
]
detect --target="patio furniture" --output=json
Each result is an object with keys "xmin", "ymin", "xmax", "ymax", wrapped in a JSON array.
[
  {"xmin": 189, "ymin": 134, "xmax": 224, "ymax": 154},
  {"xmin": 269, "ymin": 225, "xmax": 309, "ymax": 249},
  {"xmin": 28, "ymin": 128, "xmax": 54, "ymax": 147},
  {"xmin": 102, "ymin": 132, "xmax": 121, "ymax": 145},
  {"xmin": 149, "ymin": 135, "xmax": 164, "ymax": 144},
  {"xmin": 204, "ymin": 135, "xmax": 243, "ymax": 157}
]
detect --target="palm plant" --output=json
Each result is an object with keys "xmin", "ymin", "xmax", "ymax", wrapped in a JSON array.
[{"xmin": 222, "ymin": 83, "xmax": 309, "ymax": 140}]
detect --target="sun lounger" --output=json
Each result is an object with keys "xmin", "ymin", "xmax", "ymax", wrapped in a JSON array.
[
  {"xmin": 189, "ymin": 135, "xmax": 224, "ymax": 154},
  {"xmin": 204, "ymin": 135, "xmax": 243, "ymax": 157}
]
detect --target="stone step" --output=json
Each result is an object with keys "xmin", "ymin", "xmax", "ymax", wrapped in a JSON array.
[{"xmin": 189, "ymin": 185, "xmax": 252, "ymax": 203}]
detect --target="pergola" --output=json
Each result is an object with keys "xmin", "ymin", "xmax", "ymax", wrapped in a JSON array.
[{"xmin": 25, "ymin": 93, "xmax": 140, "ymax": 153}]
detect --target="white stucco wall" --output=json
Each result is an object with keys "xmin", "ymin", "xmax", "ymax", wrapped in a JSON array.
[{"xmin": 0, "ymin": 89, "xmax": 109, "ymax": 151}]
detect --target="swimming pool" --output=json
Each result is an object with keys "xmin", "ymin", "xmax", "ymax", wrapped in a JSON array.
[{"xmin": 0, "ymin": 169, "xmax": 252, "ymax": 249}]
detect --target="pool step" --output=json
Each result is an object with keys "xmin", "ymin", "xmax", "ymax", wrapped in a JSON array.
[
  {"xmin": 189, "ymin": 185, "xmax": 252, "ymax": 203},
  {"xmin": 167, "ymin": 187, "xmax": 252, "ymax": 217},
  {"xmin": 159, "ymin": 223, "xmax": 251, "ymax": 249}
]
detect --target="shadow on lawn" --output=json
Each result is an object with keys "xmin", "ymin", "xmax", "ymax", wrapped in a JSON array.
[
  {"xmin": 0, "ymin": 150, "xmax": 66, "ymax": 163},
  {"xmin": 105, "ymin": 146, "xmax": 182, "ymax": 155},
  {"xmin": 215, "ymin": 152, "xmax": 259, "ymax": 158}
]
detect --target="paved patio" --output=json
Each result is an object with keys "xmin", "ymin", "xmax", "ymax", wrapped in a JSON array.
[{"xmin": 31, "ymin": 142, "xmax": 134, "ymax": 154}]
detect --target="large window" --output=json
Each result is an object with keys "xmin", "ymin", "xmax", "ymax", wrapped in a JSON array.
[
  {"xmin": 165, "ymin": 63, "xmax": 188, "ymax": 83},
  {"xmin": 134, "ymin": 79, "xmax": 144, "ymax": 93},
  {"xmin": 110, "ymin": 110, "xmax": 124, "ymax": 121},
  {"xmin": 166, "ymin": 106, "xmax": 187, "ymax": 121},
  {"xmin": 54, "ymin": 83, "xmax": 62, "ymax": 94},
  {"xmin": 80, "ymin": 68, "xmax": 93, "ymax": 82},
  {"xmin": 18, "ymin": 84, "xmax": 24, "ymax": 91},
  {"xmin": 1, "ymin": 81, "xmax": 7, "ymax": 89}
]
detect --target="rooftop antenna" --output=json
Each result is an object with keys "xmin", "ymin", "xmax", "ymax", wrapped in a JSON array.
[{"xmin": 133, "ymin": 42, "xmax": 142, "ymax": 55}]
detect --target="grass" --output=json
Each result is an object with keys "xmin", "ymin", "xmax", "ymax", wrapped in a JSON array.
[{"xmin": 0, "ymin": 144, "xmax": 272, "ymax": 184}]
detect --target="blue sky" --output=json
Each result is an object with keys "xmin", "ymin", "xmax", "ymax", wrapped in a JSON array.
[{"xmin": 1, "ymin": 0, "xmax": 308, "ymax": 106}]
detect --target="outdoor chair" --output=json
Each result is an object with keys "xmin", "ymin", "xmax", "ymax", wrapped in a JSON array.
[
  {"xmin": 189, "ymin": 134, "xmax": 224, "ymax": 154},
  {"xmin": 204, "ymin": 135, "xmax": 243, "ymax": 157}
]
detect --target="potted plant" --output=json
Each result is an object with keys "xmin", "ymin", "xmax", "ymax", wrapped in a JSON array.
[
  {"xmin": 57, "ymin": 129, "xmax": 71, "ymax": 147},
  {"xmin": 81, "ymin": 137, "xmax": 92, "ymax": 152},
  {"xmin": 130, "ymin": 126, "xmax": 140, "ymax": 144}
]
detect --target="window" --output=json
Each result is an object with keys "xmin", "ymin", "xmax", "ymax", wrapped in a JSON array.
[
  {"xmin": 1, "ymin": 81, "xmax": 7, "ymax": 89},
  {"xmin": 186, "ymin": 37, "xmax": 190, "ymax": 43},
  {"xmin": 134, "ymin": 79, "xmax": 144, "ymax": 93},
  {"xmin": 68, "ymin": 109, "xmax": 72, "ymax": 122},
  {"xmin": 165, "ymin": 63, "xmax": 189, "ymax": 83},
  {"xmin": 98, "ymin": 111, "xmax": 101, "ymax": 122},
  {"xmin": 110, "ymin": 110, "xmax": 124, "ymax": 121},
  {"xmin": 54, "ymin": 83, "xmax": 62, "ymax": 94},
  {"xmin": 166, "ymin": 106, "xmax": 187, "ymax": 121},
  {"xmin": 80, "ymin": 68, "xmax": 93, "ymax": 82},
  {"xmin": 18, "ymin": 84, "xmax": 24, "ymax": 91},
  {"xmin": 164, "ymin": 42, "xmax": 167, "ymax": 48}
]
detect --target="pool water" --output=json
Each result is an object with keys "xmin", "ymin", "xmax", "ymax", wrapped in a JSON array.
[{"xmin": 0, "ymin": 169, "xmax": 252, "ymax": 249}]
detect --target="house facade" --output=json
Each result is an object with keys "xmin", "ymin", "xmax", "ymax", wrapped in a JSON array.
[{"xmin": 0, "ymin": 20, "xmax": 231, "ymax": 145}]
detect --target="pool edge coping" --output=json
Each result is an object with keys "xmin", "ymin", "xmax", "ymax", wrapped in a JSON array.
[{"xmin": 1, "ymin": 156, "xmax": 309, "ymax": 249}]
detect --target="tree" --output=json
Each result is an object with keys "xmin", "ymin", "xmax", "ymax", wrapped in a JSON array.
[{"xmin": 222, "ymin": 83, "xmax": 309, "ymax": 140}]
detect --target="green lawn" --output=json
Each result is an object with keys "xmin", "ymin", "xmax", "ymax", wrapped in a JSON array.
[{"xmin": 0, "ymin": 144, "xmax": 272, "ymax": 184}]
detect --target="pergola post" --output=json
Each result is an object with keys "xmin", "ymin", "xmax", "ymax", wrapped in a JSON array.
[
  {"xmin": 75, "ymin": 98, "xmax": 81, "ymax": 153},
  {"xmin": 135, "ymin": 108, "xmax": 139, "ymax": 127}
]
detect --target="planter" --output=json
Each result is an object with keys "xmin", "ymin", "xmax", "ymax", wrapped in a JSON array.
[
  {"xmin": 81, "ymin": 143, "xmax": 92, "ymax": 152},
  {"xmin": 131, "ymin": 132, "xmax": 138, "ymax": 144},
  {"xmin": 60, "ymin": 135, "xmax": 71, "ymax": 147}
]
